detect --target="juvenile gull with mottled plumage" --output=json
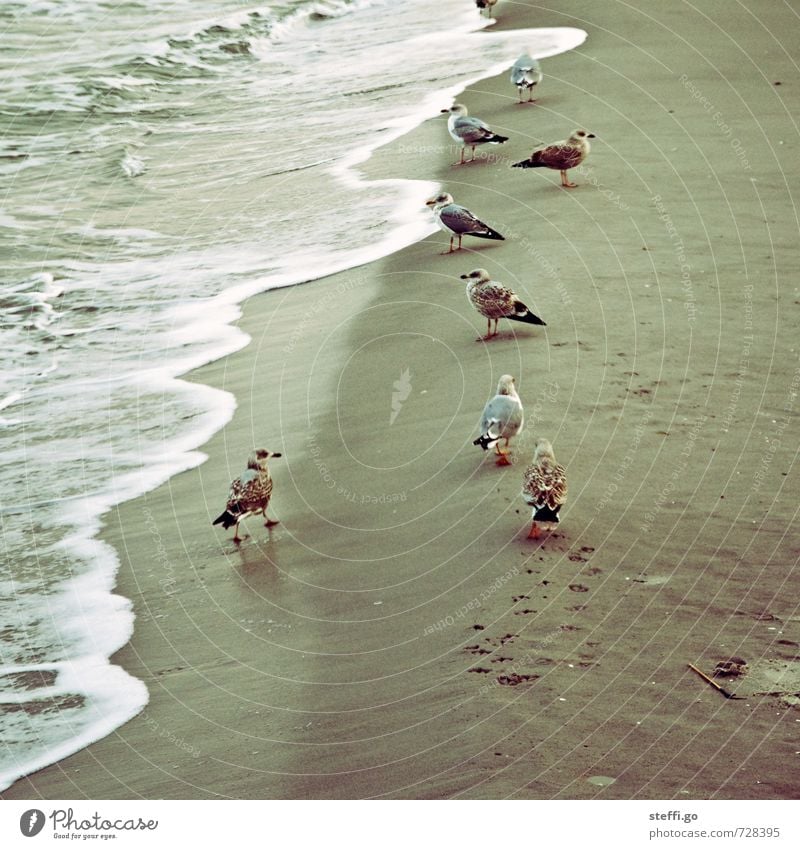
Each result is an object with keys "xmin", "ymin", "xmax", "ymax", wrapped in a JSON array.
[
  {"xmin": 522, "ymin": 438, "xmax": 567, "ymax": 538},
  {"xmin": 513, "ymin": 129, "xmax": 595, "ymax": 187},
  {"xmin": 212, "ymin": 448, "xmax": 281, "ymax": 544},
  {"xmin": 459, "ymin": 268, "xmax": 546, "ymax": 340}
]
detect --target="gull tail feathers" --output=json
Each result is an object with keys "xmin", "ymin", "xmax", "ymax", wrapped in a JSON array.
[
  {"xmin": 533, "ymin": 505, "xmax": 560, "ymax": 523},
  {"xmin": 473, "ymin": 422, "xmax": 501, "ymax": 451},
  {"xmin": 212, "ymin": 509, "xmax": 239, "ymax": 529},
  {"xmin": 509, "ymin": 309, "xmax": 546, "ymax": 327},
  {"xmin": 473, "ymin": 224, "xmax": 505, "ymax": 241},
  {"xmin": 512, "ymin": 157, "xmax": 543, "ymax": 169}
]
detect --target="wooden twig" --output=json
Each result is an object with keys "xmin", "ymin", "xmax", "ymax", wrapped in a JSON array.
[{"xmin": 687, "ymin": 663, "xmax": 744, "ymax": 700}]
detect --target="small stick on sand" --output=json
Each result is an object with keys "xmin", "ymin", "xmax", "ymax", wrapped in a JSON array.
[{"xmin": 687, "ymin": 663, "xmax": 744, "ymax": 700}]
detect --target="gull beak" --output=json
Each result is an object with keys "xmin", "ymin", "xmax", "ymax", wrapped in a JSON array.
[
  {"xmin": 425, "ymin": 199, "xmax": 436, "ymax": 207},
  {"xmin": 440, "ymin": 108, "xmax": 450, "ymax": 114},
  {"xmin": 460, "ymin": 274, "xmax": 469, "ymax": 280},
  {"xmin": 588, "ymin": 133, "xmax": 596, "ymax": 138}
]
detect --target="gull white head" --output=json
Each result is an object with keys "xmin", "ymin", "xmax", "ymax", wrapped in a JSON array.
[
  {"xmin": 533, "ymin": 438, "xmax": 555, "ymax": 463},
  {"xmin": 425, "ymin": 192, "xmax": 454, "ymax": 208},
  {"xmin": 441, "ymin": 103, "xmax": 469, "ymax": 117},
  {"xmin": 459, "ymin": 268, "xmax": 491, "ymax": 284},
  {"xmin": 497, "ymin": 374, "xmax": 517, "ymax": 396}
]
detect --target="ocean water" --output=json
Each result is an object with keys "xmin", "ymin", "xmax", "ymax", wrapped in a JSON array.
[{"xmin": 0, "ymin": 0, "xmax": 585, "ymax": 791}]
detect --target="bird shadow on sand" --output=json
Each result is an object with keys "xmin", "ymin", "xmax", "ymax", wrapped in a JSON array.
[
  {"xmin": 518, "ymin": 528, "xmax": 568, "ymax": 547},
  {"xmin": 437, "ymin": 244, "xmax": 505, "ymax": 256},
  {"xmin": 232, "ymin": 533, "xmax": 281, "ymax": 580},
  {"xmin": 219, "ymin": 523, "xmax": 281, "ymax": 558},
  {"xmin": 473, "ymin": 329, "xmax": 544, "ymax": 343},
  {"xmin": 471, "ymin": 456, "xmax": 523, "ymax": 476},
  {"xmin": 449, "ymin": 156, "xmax": 501, "ymax": 167}
]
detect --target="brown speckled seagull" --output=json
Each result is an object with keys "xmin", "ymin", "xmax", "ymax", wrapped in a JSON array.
[
  {"xmin": 459, "ymin": 268, "xmax": 546, "ymax": 341},
  {"xmin": 212, "ymin": 448, "xmax": 281, "ymax": 544},
  {"xmin": 522, "ymin": 438, "xmax": 567, "ymax": 539},
  {"xmin": 512, "ymin": 129, "xmax": 595, "ymax": 187}
]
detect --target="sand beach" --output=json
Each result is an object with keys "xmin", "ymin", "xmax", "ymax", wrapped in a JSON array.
[{"xmin": 4, "ymin": 0, "xmax": 799, "ymax": 800}]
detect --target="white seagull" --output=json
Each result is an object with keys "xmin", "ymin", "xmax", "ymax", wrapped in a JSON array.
[
  {"xmin": 473, "ymin": 374, "xmax": 524, "ymax": 465},
  {"xmin": 425, "ymin": 192, "xmax": 505, "ymax": 253},
  {"xmin": 441, "ymin": 103, "xmax": 509, "ymax": 165},
  {"xmin": 510, "ymin": 53, "xmax": 542, "ymax": 103}
]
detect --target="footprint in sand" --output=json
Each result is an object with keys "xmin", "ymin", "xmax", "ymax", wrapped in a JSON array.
[
  {"xmin": 569, "ymin": 584, "xmax": 589, "ymax": 593},
  {"xmin": 497, "ymin": 673, "xmax": 538, "ymax": 686}
]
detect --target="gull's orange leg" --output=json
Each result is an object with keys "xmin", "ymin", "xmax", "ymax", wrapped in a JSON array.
[{"xmin": 495, "ymin": 438, "xmax": 512, "ymax": 466}]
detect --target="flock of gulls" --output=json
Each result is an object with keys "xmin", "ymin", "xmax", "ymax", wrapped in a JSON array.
[{"xmin": 213, "ymin": 2, "xmax": 583, "ymax": 545}]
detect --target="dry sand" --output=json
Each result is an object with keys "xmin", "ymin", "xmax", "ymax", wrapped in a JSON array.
[{"xmin": 4, "ymin": 0, "xmax": 799, "ymax": 800}]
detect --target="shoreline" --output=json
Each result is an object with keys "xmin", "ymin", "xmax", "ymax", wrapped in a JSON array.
[{"xmin": 5, "ymin": 0, "xmax": 800, "ymax": 800}]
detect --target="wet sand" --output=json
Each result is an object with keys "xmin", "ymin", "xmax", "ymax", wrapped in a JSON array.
[{"xmin": 5, "ymin": 0, "xmax": 800, "ymax": 800}]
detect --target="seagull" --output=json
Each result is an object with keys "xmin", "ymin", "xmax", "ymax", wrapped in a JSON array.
[
  {"xmin": 522, "ymin": 438, "xmax": 568, "ymax": 538},
  {"xmin": 425, "ymin": 192, "xmax": 505, "ymax": 253},
  {"xmin": 441, "ymin": 103, "xmax": 509, "ymax": 165},
  {"xmin": 473, "ymin": 374, "xmax": 524, "ymax": 465},
  {"xmin": 510, "ymin": 53, "xmax": 542, "ymax": 103},
  {"xmin": 512, "ymin": 129, "xmax": 595, "ymax": 187},
  {"xmin": 212, "ymin": 448, "xmax": 281, "ymax": 544},
  {"xmin": 476, "ymin": 0, "xmax": 498, "ymax": 17},
  {"xmin": 460, "ymin": 268, "xmax": 546, "ymax": 340}
]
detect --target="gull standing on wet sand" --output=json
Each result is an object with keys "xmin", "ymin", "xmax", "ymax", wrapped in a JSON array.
[
  {"xmin": 212, "ymin": 448, "xmax": 281, "ymax": 544},
  {"xmin": 510, "ymin": 53, "xmax": 542, "ymax": 103},
  {"xmin": 442, "ymin": 104, "xmax": 508, "ymax": 165},
  {"xmin": 512, "ymin": 129, "xmax": 595, "ymax": 187},
  {"xmin": 426, "ymin": 192, "xmax": 504, "ymax": 253},
  {"xmin": 476, "ymin": 0, "xmax": 498, "ymax": 17},
  {"xmin": 522, "ymin": 438, "xmax": 567, "ymax": 539},
  {"xmin": 473, "ymin": 374, "xmax": 524, "ymax": 465},
  {"xmin": 460, "ymin": 268, "xmax": 546, "ymax": 340}
]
